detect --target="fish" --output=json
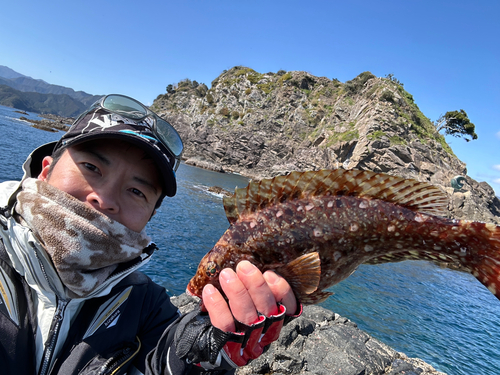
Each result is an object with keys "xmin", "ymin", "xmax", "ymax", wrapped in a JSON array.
[{"xmin": 186, "ymin": 169, "xmax": 500, "ymax": 305}]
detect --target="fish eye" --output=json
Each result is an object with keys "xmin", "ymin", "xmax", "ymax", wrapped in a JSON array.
[{"xmin": 205, "ymin": 261, "xmax": 220, "ymax": 278}]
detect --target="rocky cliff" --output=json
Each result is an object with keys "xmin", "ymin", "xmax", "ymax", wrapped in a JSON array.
[{"xmin": 151, "ymin": 67, "xmax": 500, "ymax": 225}]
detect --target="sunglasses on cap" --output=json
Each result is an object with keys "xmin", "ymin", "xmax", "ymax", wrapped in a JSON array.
[{"xmin": 78, "ymin": 94, "xmax": 184, "ymax": 171}]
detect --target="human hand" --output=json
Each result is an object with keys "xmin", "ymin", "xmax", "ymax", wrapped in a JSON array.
[
  {"xmin": 201, "ymin": 260, "xmax": 299, "ymax": 366},
  {"xmin": 202, "ymin": 260, "xmax": 296, "ymax": 329}
]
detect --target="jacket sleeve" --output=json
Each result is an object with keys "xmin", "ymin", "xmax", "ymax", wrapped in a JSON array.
[
  {"xmin": 134, "ymin": 274, "xmax": 231, "ymax": 375},
  {"xmin": 143, "ymin": 303, "xmax": 301, "ymax": 375},
  {"xmin": 140, "ymin": 280, "xmax": 301, "ymax": 374},
  {"xmin": 144, "ymin": 310, "xmax": 235, "ymax": 375}
]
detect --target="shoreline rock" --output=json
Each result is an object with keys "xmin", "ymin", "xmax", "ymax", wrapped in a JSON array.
[
  {"xmin": 185, "ymin": 157, "xmax": 226, "ymax": 173},
  {"xmin": 19, "ymin": 113, "xmax": 73, "ymax": 132},
  {"xmin": 171, "ymin": 293, "xmax": 446, "ymax": 375}
]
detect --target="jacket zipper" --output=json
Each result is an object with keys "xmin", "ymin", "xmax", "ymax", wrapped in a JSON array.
[
  {"xmin": 97, "ymin": 336, "xmax": 142, "ymax": 375},
  {"xmin": 30, "ymin": 241, "xmax": 61, "ymax": 293},
  {"xmin": 30, "ymin": 240, "xmax": 70, "ymax": 375},
  {"xmin": 88, "ymin": 244, "xmax": 156, "ymax": 298},
  {"xmin": 38, "ymin": 299, "xmax": 68, "ymax": 375}
]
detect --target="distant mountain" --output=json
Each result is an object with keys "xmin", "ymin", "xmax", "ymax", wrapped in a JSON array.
[
  {"xmin": 0, "ymin": 65, "xmax": 26, "ymax": 79},
  {"xmin": 0, "ymin": 65, "xmax": 102, "ymax": 115},
  {"xmin": 0, "ymin": 84, "xmax": 88, "ymax": 117}
]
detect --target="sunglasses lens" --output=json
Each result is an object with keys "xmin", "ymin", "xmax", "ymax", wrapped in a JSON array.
[
  {"xmin": 97, "ymin": 95, "xmax": 184, "ymax": 171},
  {"xmin": 102, "ymin": 95, "xmax": 148, "ymax": 119},
  {"xmin": 155, "ymin": 117, "xmax": 184, "ymax": 157}
]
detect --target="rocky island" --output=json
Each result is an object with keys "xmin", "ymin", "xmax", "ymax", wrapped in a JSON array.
[
  {"xmin": 151, "ymin": 67, "xmax": 500, "ymax": 226},
  {"xmin": 18, "ymin": 113, "xmax": 73, "ymax": 132}
]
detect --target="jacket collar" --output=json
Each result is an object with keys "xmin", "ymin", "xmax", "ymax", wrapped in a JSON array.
[{"xmin": 4, "ymin": 142, "xmax": 57, "ymax": 214}]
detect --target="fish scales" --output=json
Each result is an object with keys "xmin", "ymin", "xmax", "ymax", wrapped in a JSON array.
[{"xmin": 187, "ymin": 169, "xmax": 500, "ymax": 305}]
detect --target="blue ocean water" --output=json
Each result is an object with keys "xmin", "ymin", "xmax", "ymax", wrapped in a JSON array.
[{"xmin": 1, "ymin": 104, "xmax": 499, "ymax": 375}]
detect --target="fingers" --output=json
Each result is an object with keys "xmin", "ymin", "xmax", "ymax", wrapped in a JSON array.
[
  {"xmin": 263, "ymin": 270, "xmax": 297, "ymax": 315},
  {"xmin": 202, "ymin": 284, "xmax": 235, "ymax": 332},
  {"xmin": 220, "ymin": 266, "xmax": 260, "ymax": 325},
  {"xmin": 203, "ymin": 267, "xmax": 261, "ymax": 331},
  {"xmin": 236, "ymin": 261, "xmax": 279, "ymax": 317},
  {"xmin": 203, "ymin": 261, "xmax": 298, "ymax": 332}
]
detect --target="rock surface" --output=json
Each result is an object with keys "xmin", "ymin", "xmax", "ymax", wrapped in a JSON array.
[
  {"xmin": 19, "ymin": 113, "xmax": 72, "ymax": 132},
  {"xmin": 172, "ymin": 293, "xmax": 446, "ymax": 375},
  {"xmin": 151, "ymin": 67, "xmax": 500, "ymax": 225}
]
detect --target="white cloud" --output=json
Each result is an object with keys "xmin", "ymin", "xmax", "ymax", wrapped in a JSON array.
[
  {"xmin": 494, "ymin": 165, "xmax": 500, "ymax": 171},
  {"xmin": 497, "ymin": 131, "xmax": 500, "ymax": 139},
  {"xmin": 495, "ymin": 178, "xmax": 500, "ymax": 184}
]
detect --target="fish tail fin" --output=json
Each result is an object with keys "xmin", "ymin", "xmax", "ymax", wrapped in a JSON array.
[
  {"xmin": 275, "ymin": 252, "xmax": 321, "ymax": 302},
  {"xmin": 465, "ymin": 222, "xmax": 500, "ymax": 300}
]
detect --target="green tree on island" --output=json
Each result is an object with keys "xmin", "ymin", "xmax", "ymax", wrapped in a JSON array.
[{"xmin": 435, "ymin": 109, "xmax": 478, "ymax": 142}]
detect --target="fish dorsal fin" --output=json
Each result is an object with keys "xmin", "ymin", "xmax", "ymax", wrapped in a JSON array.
[{"xmin": 223, "ymin": 169, "xmax": 448, "ymax": 223}]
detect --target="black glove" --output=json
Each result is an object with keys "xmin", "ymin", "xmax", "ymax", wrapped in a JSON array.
[
  {"xmin": 150, "ymin": 304, "xmax": 303, "ymax": 374},
  {"xmin": 173, "ymin": 304, "xmax": 292, "ymax": 371},
  {"xmin": 174, "ymin": 310, "xmax": 241, "ymax": 368}
]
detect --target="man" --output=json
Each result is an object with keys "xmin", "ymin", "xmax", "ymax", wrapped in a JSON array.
[{"xmin": 0, "ymin": 94, "xmax": 300, "ymax": 374}]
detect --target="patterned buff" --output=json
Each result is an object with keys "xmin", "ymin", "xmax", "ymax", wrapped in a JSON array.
[{"xmin": 15, "ymin": 178, "xmax": 152, "ymax": 298}]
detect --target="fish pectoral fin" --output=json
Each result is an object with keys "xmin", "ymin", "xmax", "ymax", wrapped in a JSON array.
[
  {"xmin": 300, "ymin": 290, "xmax": 334, "ymax": 305},
  {"xmin": 276, "ymin": 252, "xmax": 321, "ymax": 296}
]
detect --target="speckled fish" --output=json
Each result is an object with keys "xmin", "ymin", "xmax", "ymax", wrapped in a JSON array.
[{"xmin": 186, "ymin": 169, "xmax": 500, "ymax": 305}]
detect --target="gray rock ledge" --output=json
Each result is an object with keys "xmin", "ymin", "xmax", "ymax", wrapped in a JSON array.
[{"xmin": 171, "ymin": 293, "xmax": 446, "ymax": 375}]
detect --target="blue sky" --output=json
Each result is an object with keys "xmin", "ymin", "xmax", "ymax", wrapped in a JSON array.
[{"xmin": 1, "ymin": 0, "xmax": 499, "ymax": 194}]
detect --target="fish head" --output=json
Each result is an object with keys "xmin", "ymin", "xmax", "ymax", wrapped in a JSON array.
[
  {"xmin": 186, "ymin": 250, "xmax": 226, "ymax": 298},
  {"xmin": 186, "ymin": 242, "xmax": 260, "ymax": 299}
]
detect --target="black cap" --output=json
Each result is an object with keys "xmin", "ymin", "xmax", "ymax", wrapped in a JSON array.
[{"xmin": 54, "ymin": 108, "xmax": 177, "ymax": 197}]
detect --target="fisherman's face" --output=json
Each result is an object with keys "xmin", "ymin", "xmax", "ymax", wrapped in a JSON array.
[{"xmin": 38, "ymin": 139, "xmax": 162, "ymax": 232}]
